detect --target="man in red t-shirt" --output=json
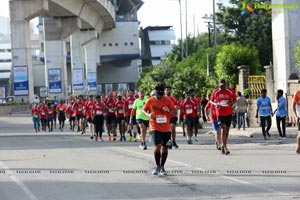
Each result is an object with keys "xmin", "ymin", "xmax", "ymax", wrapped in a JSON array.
[
  {"xmin": 31, "ymin": 103, "xmax": 41, "ymax": 133},
  {"xmin": 85, "ymin": 95, "xmax": 96, "ymax": 139},
  {"xmin": 115, "ymin": 94, "xmax": 126, "ymax": 141},
  {"xmin": 104, "ymin": 92, "xmax": 117, "ymax": 141},
  {"xmin": 124, "ymin": 89, "xmax": 138, "ymax": 141},
  {"xmin": 46, "ymin": 103, "xmax": 55, "ymax": 132},
  {"xmin": 210, "ymin": 78, "xmax": 236, "ymax": 155},
  {"xmin": 72, "ymin": 95, "xmax": 85, "ymax": 134},
  {"xmin": 39, "ymin": 102, "xmax": 48, "ymax": 131},
  {"xmin": 190, "ymin": 89, "xmax": 201, "ymax": 141}
]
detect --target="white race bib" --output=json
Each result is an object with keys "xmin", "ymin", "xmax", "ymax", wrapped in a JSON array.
[
  {"xmin": 59, "ymin": 108, "xmax": 63, "ymax": 111},
  {"xmin": 220, "ymin": 101, "xmax": 229, "ymax": 107},
  {"xmin": 109, "ymin": 108, "xmax": 114, "ymax": 113},
  {"xmin": 72, "ymin": 114, "xmax": 76, "ymax": 117},
  {"xmin": 96, "ymin": 111, "xmax": 102, "ymax": 115},
  {"xmin": 78, "ymin": 108, "xmax": 82, "ymax": 111},
  {"xmin": 118, "ymin": 109, "xmax": 124, "ymax": 114},
  {"xmin": 48, "ymin": 111, "xmax": 53, "ymax": 114},
  {"xmin": 128, "ymin": 104, "xmax": 132, "ymax": 109},
  {"xmin": 41, "ymin": 112, "xmax": 46, "ymax": 115},
  {"xmin": 186, "ymin": 109, "xmax": 193, "ymax": 114},
  {"xmin": 156, "ymin": 115, "xmax": 167, "ymax": 123}
]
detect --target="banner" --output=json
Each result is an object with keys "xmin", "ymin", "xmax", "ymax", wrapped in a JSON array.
[
  {"xmin": 0, "ymin": 87, "xmax": 5, "ymax": 98},
  {"xmin": 14, "ymin": 66, "xmax": 29, "ymax": 96},
  {"xmin": 40, "ymin": 87, "xmax": 48, "ymax": 98},
  {"xmin": 73, "ymin": 68, "xmax": 83, "ymax": 90},
  {"xmin": 48, "ymin": 69, "xmax": 62, "ymax": 93},
  {"xmin": 87, "ymin": 72, "xmax": 97, "ymax": 91}
]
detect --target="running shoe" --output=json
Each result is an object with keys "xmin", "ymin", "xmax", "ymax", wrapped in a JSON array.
[
  {"xmin": 134, "ymin": 137, "xmax": 138, "ymax": 142},
  {"xmin": 139, "ymin": 142, "xmax": 144, "ymax": 149},
  {"xmin": 160, "ymin": 167, "xmax": 167, "ymax": 176},
  {"xmin": 128, "ymin": 136, "xmax": 132, "ymax": 142},
  {"xmin": 100, "ymin": 137, "xmax": 104, "ymax": 142},
  {"xmin": 123, "ymin": 136, "xmax": 126, "ymax": 141},
  {"xmin": 113, "ymin": 136, "xmax": 117, "ymax": 141},
  {"xmin": 266, "ymin": 132, "xmax": 271, "ymax": 137},
  {"xmin": 119, "ymin": 136, "xmax": 123, "ymax": 141},
  {"xmin": 95, "ymin": 135, "xmax": 98, "ymax": 141},
  {"xmin": 143, "ymin": 142, "xmax": 147, "ymax": 150},
  {"xmin": 172, "ymin": 141, "xmax": 179, "ymax": 149},
  {"xmin": 194, "ymin": 136, "xmax": 199, "ymax": 141},
  {"xmin": 225, "ymin": 150, "xmax": 230, "ymax": 155},
  {"xmin": 216, "ymin": 142, "xmax": 221, "ymax": 150},
  {"xmin": 107, "ymin": 135, "xmax": 111, "ymax": 141},
  {"xmin": 187, "ymin": 139, "xmax": 193, "ymax": 144},
  {"xmin": 152, "ymin": 166, "xmax": 161, "ymax": 175},
  {"xmin": 90, "ymin": 136, "xmax": 94, "ymax": 140}
]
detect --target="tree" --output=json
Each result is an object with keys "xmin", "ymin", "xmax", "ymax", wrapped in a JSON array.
[
  {"xmin": 215, "ymin": 43, "xmax": 260, "ymax": 87},
  {"xmin": 216, "ymin": 0, "xmax": 272, "ymax": 67},
  {"xmin": 295, "ymin": 40, "xmax": 300, "ymax": 73}
]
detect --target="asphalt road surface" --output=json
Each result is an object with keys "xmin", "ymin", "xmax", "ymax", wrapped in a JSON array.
[{"xmin": 0, "ymin": 114, "xmax": 299, "ymax": 200}]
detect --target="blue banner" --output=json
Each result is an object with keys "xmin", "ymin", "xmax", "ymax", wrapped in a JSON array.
[
  {"xmin": 49, "ymin": 69, "xmax": 62, "ymax": 93},
  {"xmin": 87, "ymin": 72, "xmax": 97, "ymax": 91},
  {"xmin": 14, "ymin": 66, "xmax": 29, "ymax": 96},
  {"xmin": 73, "ymin": 68, "xmax": 83, "ymax": 90}
]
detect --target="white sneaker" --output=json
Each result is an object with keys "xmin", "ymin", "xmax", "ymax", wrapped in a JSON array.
[
  {"xmin": 278, "ymin": 137, "xmax": 282, "ymax": 140},
  {"xmin": 194, "ymin": 136, "xmax": 199, "ymax": 141}
]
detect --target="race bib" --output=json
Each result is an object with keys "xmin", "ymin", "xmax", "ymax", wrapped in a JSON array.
[
  {"xmin": 72, "ymin": 114, "xmax": 76, "ymax": 117},
  {"xmin": 220, "ymin": 101, "xmax": 229, "ymax": 107},
  {"xmin": 128, "ymin": 104, "xmax": 132, "ymax": 109},
  {"xmin": 59, "ymin": 108, "xmax": 63, "ymax": 111},
  {"xmin": 109, "ymin": 108, "xmax": 114, "ymax": 113},
  {"xmin": 96, "ymin": 111, "xmax": 102, "ymax": 115},
  {"xmin": 33, "ymin": 114, "xmax": 38, "ymax": 117},
  {"xmin": 41, "ymin": 112, "xmax": 46, "ymax": 115},
  {"xmin": 78, "ymin": 108, "xmax": 82, "ymax": 111},
  {"xmin": 156, "ymin": 115, "xmax": 167, "ymax": 123},
  {"xmin": 118, "ymin": 109, "xmax": 124, "ymax": 114},
  {"xmin": 48, "ymin": 111, "xmax": 53, "ymax": 114},
  {"xmin": 186, "ymin": 109, "xmax": 193, "ymax": 114}
]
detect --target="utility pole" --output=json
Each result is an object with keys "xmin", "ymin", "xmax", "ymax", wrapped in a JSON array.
[
  {"xmin": 185, "ymin": 0, "xmax": 188, "ymax": 57},
  {"xmin": 179, "ymin": 0, "xmax": 184, "ymax": 60}
]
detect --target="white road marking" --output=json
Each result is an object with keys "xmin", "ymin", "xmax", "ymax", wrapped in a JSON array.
[
  {"xmin": 112, "ymin": 146, "xmax": 290, "ymax": 196},
  {"xmin": 0, "ymin": 161, "xmax": 38, "ymax": 200}
]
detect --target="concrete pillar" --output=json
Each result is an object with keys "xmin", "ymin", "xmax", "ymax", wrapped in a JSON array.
[
  {"xmin": 9, "ymin": 0, "xmax": 48, "ymax": 102},
  {"xmin": 43, "ymin": 17, "xmax": 78, "ymax": 99},
  {"xmin": 237, "ymin": 65, "xmax": 250, "ymax": 95},
  {"xmin": 70, "ymin": 30, "xmax": 98, "ymax": 94},
  {"xmin": 264, "ymin": 65, "xmax": 275, "ymax": 102},
  {"xmin": 83, "ymin": 39, "xmax": 99, "ymax": 92},
  {"xmin": 272, "ymin": 0, "xmax": 300, "ymax": 93}
]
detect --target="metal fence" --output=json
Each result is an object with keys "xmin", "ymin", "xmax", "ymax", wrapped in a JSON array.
[{"xmin": 248, "ymin": 76, "xmax": 266, "ymax": 99}]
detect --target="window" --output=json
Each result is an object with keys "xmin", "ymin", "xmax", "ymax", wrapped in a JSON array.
[
  {"xmin": 109, "ymin": 43, "xmax": 112, "ymax": 46},
  {"xmin": 103, "ymin": 43, "xmax": 106, "ymax": 47},
  {"xmin": 115, "ymin": 43, "xmax": 118, "ymax": 46},
  {"xmin": 130, "ymin": 42, "xmax": 134, "ymax": 46},
  {"xmin": 124, "ymin": 42, "xmax": 128, "ymax": 46}
]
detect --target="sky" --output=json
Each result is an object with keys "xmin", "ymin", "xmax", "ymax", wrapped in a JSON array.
[{"xmin": 0, "ymin": 0, "xmax": 224, "ymax": 39}]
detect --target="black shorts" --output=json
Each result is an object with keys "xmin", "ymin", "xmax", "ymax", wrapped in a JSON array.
[
  {"xmin": 136, "ymin": 119, "xmax": 149, "ymax": 127},
  {"xmin": 76, "ymin": 114, "xmax": 84, "ymax": 121},
  {"xmin": 184, "ymin": 117, "xmax": 195, "ymax": 128},
  {"xmin": 70, "ymin": 116, "xmax": 76, "ymax": 121},
  {"xmin": 152, "ymin": 130, "xmax": 171, "ymax": 147},
  {"xmin": 58, "ymin": 113, "xmax": 66, "ymax": 121},
  {"xmin": 105, "ymin": 115, "xmax": 116, "ymax": 125},
  {"xmin": 117, "ymin": 117, "xmax": 125, "ymax": 124},
  {"xmin": 87, "ymin": 118, "xmax": 93, "ymax": 123},
  {"xmin": 125, "ymin": 116, "xmax": 137, "ymax": 125},
  {"xmin": 170, "ymin": 117, "xmax": 178, "ymax": 124},
  {"xmin": 217, "ymin": 115, "xmax": 232, "ymax": 127}
]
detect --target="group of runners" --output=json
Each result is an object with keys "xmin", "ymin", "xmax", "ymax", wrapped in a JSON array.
[{"xmin": 30, "ymin": 78, "xmax": 300, "ymax": 175}]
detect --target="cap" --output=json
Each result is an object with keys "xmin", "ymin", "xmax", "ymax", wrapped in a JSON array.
[
  {"xmin": 219, "ymin": 78, "xmax": 226, "ymax": 86},
  {"xmin": 150, "ymin": 90, "xmax": 156, "ymax": 96}
]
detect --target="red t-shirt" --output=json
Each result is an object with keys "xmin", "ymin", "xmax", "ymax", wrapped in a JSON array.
[
  {"xmin": 192, "ymin": 96, "xmax": 201, "ymax": 117},
  {"xmin": 105, "ymin": 98, "xmax": 116, "ymax": 116},
  {"xmin": 93, "ymin": 102, "xmax": 104, "ymax": 116},
  {"xmin": 180, "ymin": 99, "xmax": 196, "ymax": 118},
  {"xmin": 85, "ymin": 100, "xmax": 95, "ymax": 118},
  {"xmin": 115, "ymin": 99, "xmax": 125, "ymax": 118},
  {"xmin": 47, "ymin": 106, "xmax": 55, "ymax": 118},
  {"xmin": 167, "ymin": 95, "xmax": 178, "ymax": 118},
  {"xmin": 31, "ymin": 107, "xmax": 40, "ymax": 117},
  {"xmin": 210, "ymin": 88, "xmax": 236, "ymax": 116},
  {"xmin": 39, "ymin": 105, "xmax": 47, "ymax": 119},
  {"xmin": 124, "ymin": 97, "xmax": 135, "ymax": 116},
  {"xmin": 205, "ymin": 101, "xmax": 217, "ymax": 122},
  {"xmin": 73, "ymin": 101, "xmax": 85, "ymax": 115}
]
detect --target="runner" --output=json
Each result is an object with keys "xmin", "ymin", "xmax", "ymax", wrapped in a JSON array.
[
  {"xmin": 125, "ymin": 89, "xmax": 138, "ymax": 142},
  {"xmin": 210, "ymin": 78, "xmax": 236, "ymax": 155},
  {"xmin": 73, "ymin": 95, "xmax": 86, "ymax": 134},
  {"xmin": 85, "ymin": 95, "xmax": 96, "ymax": 139},
  {"xmin": 56, "ymin": 100, "xmax": 67, "ymax": 132},
  {"xmin": 205, "ymin": 100, "xmax": 221, "ymax": 151},
  {"xmin": 180, "ymin": 91, "xmax": 196, "ymax": 144},
  {"xmin": 178, "ymin": 93, "xmax": 186, "ymax": 137},
  {"xmin": 115, "ymin": 93, "xmax": 126, "ymax": 141},
  {"xmin": 292, "ymin": 90, "xmax": 300, "ymax": 154},
  {"xmin": 190, "ymin": 89, "xmax": 201, "ymax": 141},
  {"xmin": 53, "ymin": 96, "xmax": 59, "ymax": 129},
  {"xmin": 39, "ymin": 102, "xmax": 47, "ymax": 131},
  {"xmin": 165, "ymin": 86, "xmax": 179, "ymax": 149},
  {"xmin": 66, "ymin": 101, "xmax": 75, "ymax": 131},
  {"xmin": 130, "ymin": 90, "xmax": 149, "ymax": 150},
  {"xmin": 104, "ymin": 92, "xmax": 117, "ymax": 141},
  {"xmin": 46, "ymin": 103, "xmax": 54, "ymax": 132},
  {"xmin": 142, "ymin": 83, "xmax": 176, "ymax": 175},
  {"xmin": 92, "ymin": 96, "xmax": 105, "ymax": 141},
  {"xmin": 31, "ymin": 103, "xmax": 41, "ymax": 133}
]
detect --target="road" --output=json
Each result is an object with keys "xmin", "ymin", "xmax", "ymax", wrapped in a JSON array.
[{"xmin": 0, "ymin": 114, "xmax": 299, "ymax": 200}]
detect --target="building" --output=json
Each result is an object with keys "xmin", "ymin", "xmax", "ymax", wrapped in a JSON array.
[{"xmin": 140, "ymin": 26, "xmax": 176, "ymax": 66}]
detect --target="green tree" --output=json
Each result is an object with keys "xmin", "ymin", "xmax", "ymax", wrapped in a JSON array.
[
  {"xmin": 215, "ymin": 43, "xmax": 260, "ymax": 87},
  {"xmin": 295, "ymin": 40, "xmax": 300, "ymax": 72},
  {"xmin": 216, "ymin": 0, "xmax": 272, "ymax": 67}
]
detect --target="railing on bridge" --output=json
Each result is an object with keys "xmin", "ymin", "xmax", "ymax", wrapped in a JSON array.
[{"xmin": 248, "ymin": 76, "xmax": 266, "ymax": 99}]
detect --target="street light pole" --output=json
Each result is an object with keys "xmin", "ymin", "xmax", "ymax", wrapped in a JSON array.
[
  {"xmin": 213, "ymin": 0, "xmax": 217, "ymax": 52},
  {"xmin": 185, "ymin": 0, "xmax": 188, "ymax": 57},
  {"xmin": 179, "ymin": 0, "xmax": 184, "ymax": 60}
]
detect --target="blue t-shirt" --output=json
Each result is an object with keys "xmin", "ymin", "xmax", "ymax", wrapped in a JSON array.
[
  {"xmin": 257, "ymin": 96, "xmax": 272, "ymax": 116},
  {"xmin": 276, "ymin": 96, "xmax": 287, "ymax": 117}
]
